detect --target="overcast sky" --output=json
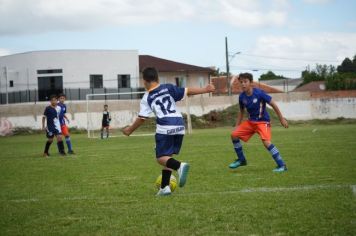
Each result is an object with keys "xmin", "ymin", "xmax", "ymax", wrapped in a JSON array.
[{"xmin": 0, "ymin": 0, "xmax": 356, "ymax": 78}]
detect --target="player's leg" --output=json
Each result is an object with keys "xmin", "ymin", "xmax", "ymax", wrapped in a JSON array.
[
  {"xmin": 62, "ymin": 125, "xmax": 74, "ymax": 154},
  {"xmin": 56, "ymin": 134, "xmax": 66, "ymax": 156},
  {"xmin": 106, "ymin": 127, "xmax": 109, "ymax": 138},
  {"xmin": 257, "ymin": 123, "xmax": 287, "ymax": 172},
  {"xmin": 229, "ymin": 121, "xmax": 254, "ymax": 169},
  {"xmin": 155, "ymin": 134, "xmax": 189, "ymax": 190},
  {"xmin": 100, "ymin": 126, "xmax": 104, "ymax": 139},
  {"xmin": 43, "ymin": 133, "xmax": 54, "ymax": 157}
]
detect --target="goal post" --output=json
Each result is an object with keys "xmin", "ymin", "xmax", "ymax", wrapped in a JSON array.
[{"xmin": 85, "ymin": 91, "xmax": 192, "ymax": 138}]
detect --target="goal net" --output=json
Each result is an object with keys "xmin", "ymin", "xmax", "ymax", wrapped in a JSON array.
[{"xmin": 86, "ymin": 91, "xmax": 192, "ymax": 138}]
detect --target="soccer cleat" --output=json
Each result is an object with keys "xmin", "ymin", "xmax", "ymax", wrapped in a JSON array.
[
  {"xmin": 68, "ymin": 150, "xmax": 75, "ymax": 154},
  {"xmin": 43, "ymin": 153, "xmax": 50, "ymax": 158},
  {"xmin": 229, "ymin": 160, "xmax": 247, "ymax": 169},
  {"xmin": 177, "ymin": 162, "xmax": 190, "ymax": 187},
  {"xmin": 273, "ymin": 165, "xmax": 287, "ymax": 172},
  {"xmin": 156, "ymin": 185, "xmax": 171, "ymax": 196},
  {"xmin": 59, "ymin": 152, "xmax": 66, "ymax": 157}
]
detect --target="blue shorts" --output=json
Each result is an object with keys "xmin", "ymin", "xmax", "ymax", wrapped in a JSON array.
[
  {"xmin": 46, "ymin": 128, "xmax": 61, "ymax": 138},
  {"xmin": 155, "ymin": 134, "xmax": 184, "ymax": 158}
]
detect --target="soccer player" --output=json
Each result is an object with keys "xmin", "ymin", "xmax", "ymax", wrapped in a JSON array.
[
  {"xmin": 101, "ymin": 104, "xmax": 111, "ymax": 139},
  {"xmin": 122, "ymin": 67, "xmax": 215, "ymax": 196},
  {"xmin": 58, "ymin": 94, "xmax": 74, "ymax": 154},
  {"xmin": 229, "ymin": 73, "xmax": 288, "ymax": 172},
  {"xmin": 42, "ymin": 95, "xmax": 66, "ymax": 157}
]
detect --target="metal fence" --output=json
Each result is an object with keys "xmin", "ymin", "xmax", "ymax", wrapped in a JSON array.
[{"xmin": 0, "ymin": 87, "xmax": 146, "ymax": 104}]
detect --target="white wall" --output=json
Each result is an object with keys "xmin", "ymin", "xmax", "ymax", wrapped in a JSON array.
[
  {"xmin": 1, "ymin": 93, "xmax": 356, "ymax": 134},
  {"xmin": 0, "ymin": 50, "xmax": 139, "ymax": 92}
]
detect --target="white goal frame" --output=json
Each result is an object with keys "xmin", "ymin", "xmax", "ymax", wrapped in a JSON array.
[{"xmin": 86, "ymin": 91, "xmax": 192, "ymax": 138}]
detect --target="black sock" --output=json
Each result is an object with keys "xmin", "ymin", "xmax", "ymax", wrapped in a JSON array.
[
  {"xmin": 106, "ymin": 131, "xmax": 109, "ymax": 138},
  {"xmin": 161, "ymin": 169, "xmax": 172, "ymax": 188},
  {"xmin": 44, "ymin": 141, "xmax": 52, "ymax": 154},
  {"xmin": 166, "ymin": 158, "xmax": 181, "ymax": 171},
  {"xmin": 101, "ymin": 131, "xmax": 103, "ymax": 139},
  {"xmin": 58, "ymin": 141, "xmax": 65, "ymax": 153}
]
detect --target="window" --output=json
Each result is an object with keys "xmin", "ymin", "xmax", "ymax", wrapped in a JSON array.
[
  {"xmin": 175, "ymin": 76, "xmax": 186, "ymax": 87},
  {"xmin": 118, "ymin": 74, "xmax": 130, "ymax": 88},
  {"xmin": 37, "ymin": 69, "xmax": 63, "ymax": 74},
  {"xmin": 9, "ymin": 80, "xmax": 14, "ymax": 87},
  {"xmin": 90, "ymin": 75, "xmax": 103, "ymax": 89}
]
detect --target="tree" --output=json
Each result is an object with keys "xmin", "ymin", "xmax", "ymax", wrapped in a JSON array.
[
  {"xmin": 259, "ymin": 71, "xmax": 285, "ymax": 81},
  {"xmin": 337, "ymin": 56, "xmax": 356, "ymax": 73}
]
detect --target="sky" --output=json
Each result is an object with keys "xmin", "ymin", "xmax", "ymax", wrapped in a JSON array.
[{"xmin": 0, "ymin": 0, "xmax": 356, "ymax": 79}]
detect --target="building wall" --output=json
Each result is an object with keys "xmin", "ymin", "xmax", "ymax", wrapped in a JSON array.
[
  {"xmin": 1, "ymin": 92, "xmax": 356, "ymax": 134},
  {"xmin": 0, "ymin": 50, "xmax": 139, "ymax": 93},
  {"xmin": 139, "ymin": 72, "xmax": 210, "ymax": 88}
]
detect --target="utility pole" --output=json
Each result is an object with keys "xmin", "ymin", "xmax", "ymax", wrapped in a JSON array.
[
  {"xmin": 4, "ymin": 66, "xmax": 8, "ymax": 104},
  {"xmin": 225, "ymin": 37, "xmax": 230, "ymax": 96}
]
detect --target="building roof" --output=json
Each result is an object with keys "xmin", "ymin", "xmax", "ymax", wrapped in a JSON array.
[
  {"xmin": 211, "ymin": 76, "xmax": 283, "ymax": 94},
  {"xmin": 261, "ymin": 78, "xmax": 303, "ymax": 86},
  {"xmin": 139, "ymin": 55, "xmax": 214, "ymax": 73},
  {"xmin": 293, "ymin": 81, "xmax": 326, "ymax": 92}
]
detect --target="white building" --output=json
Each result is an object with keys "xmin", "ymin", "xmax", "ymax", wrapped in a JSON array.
[{"xmin": 0, "ymin": 50, "xmax": 139, "ymax": 102}]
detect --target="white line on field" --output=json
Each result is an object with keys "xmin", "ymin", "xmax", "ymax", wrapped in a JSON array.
[
  {"xmin": 179, "ymin": 184, "xmax": 352, "ymax": 196},
  {"xmin": 2, "ymin": 184, "xmax": 354, "ymax": 202}
]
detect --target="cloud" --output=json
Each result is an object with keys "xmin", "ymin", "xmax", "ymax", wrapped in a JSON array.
[
  {"xmin": 303, "ymin": 0, "xmax": 332, "ymax": 4},
  {"xmin": 0, "ymin": 48, "xmax": 11, "ymax": 56},
  {"xmin": 233, "ymin": 33, "xmax": 356, "ymax": 77},
  {"xmin": 0, "ymin": 0, "xmax": 289, "ymax": 36}
]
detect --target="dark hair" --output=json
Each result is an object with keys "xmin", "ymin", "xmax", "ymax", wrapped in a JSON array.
[
  {"xmin": 142, "ymin": 67, "xmax": 159, "ymax": 82},
  {"xmin": 239, "ymin": 73, "xmax": 253, "ymax": 82},
  {"xmin": 58, "ymin": 93, "xmax": 66, "ymax": 98},
  {"xmin": 49, "ymin": 94, "xmax": 58, "ymax": 100},
  {"xmin": 104, "ymin": 104, "xmax": 108, "ymax": 107}
]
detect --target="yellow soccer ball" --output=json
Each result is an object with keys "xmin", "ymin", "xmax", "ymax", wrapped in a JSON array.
[{"xmin": 155, "ymin": 175, "xmax": 177, "ymax": 192}]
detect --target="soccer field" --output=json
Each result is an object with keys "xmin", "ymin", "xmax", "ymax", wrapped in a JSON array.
[{"xmin": 0, "ymin": 124, "xmax": 355, "ymax": 235}]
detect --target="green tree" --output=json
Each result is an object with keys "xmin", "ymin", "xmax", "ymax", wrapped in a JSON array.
[
  {"xmin": 259, "ymin": 71, "xmax": 285, "ymax": 81},
  {"xmin": 337, "ymin": 57, "xmax": 356, "ymax": 73}
]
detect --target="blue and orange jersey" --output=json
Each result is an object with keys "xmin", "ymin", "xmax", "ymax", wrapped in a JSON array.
[
  {"xmin": 57, "ymin": 102, "xmax": 67, "ymax": 125},
  {"xmin": 138, "ymin": 84, "xmax": 187, "ymax": 135},
  {"xmin": 239, "ymin": 88, "xmax": 272, "ymax": 122}
]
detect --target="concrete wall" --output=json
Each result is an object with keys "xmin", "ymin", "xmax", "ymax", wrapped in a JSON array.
[
  {"xmin": 1, "ymin": 92, "xmax": 356, "ymax": 134},
  {"xmin": 0, "ymin": 50, "xmax": 139, "ymax": 92}
]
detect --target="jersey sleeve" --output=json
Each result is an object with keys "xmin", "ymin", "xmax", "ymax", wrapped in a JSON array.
[
  {"xmin": 259, "ymin": 89, "xmax": 272, "ymax": 104},
  {"xmin": 138, "ymin": 94, "xmax": 152, "ymax": 119},
  {"xmin": 43, "ymin": 107, "xmax": 49, "ymax": 117},
  {"xmin": 168, "ymin": 84, "xmax": 186, "ymax": 102}
]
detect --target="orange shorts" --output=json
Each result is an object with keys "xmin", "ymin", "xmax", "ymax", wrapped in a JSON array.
[
  {"xmin": 231, "ymin": 121, "xmax": 271, "ymax": 142},
  {"xmin": 61, "ymin": 125, "xmax": 70, "ymax": 137}
]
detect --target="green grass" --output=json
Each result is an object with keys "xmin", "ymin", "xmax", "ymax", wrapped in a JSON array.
[{"xmin": 0, "ymin": 124, "xmax": 356, "ymax": 235}]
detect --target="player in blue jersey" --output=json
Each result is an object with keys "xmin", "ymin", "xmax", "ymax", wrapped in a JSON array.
[
  {"xmin": 58, "ymin": 94, "xmax": 74, "ymax": 154},
  {"xmin": 42, "ymin": 95, "xmax": 66, "ymax": 157},
  {"xmin": 229, "ymin": 73, "xmax": 288, "ymax": 172},
  {"xmin": 122, "ymin": 67, "xmax": 215, "ymax": 196}
]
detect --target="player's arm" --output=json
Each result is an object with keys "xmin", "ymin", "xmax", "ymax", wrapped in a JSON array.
[
  {"xmin": 235, "ymin": 107, "xmax": 244, "ymax": 127},
  {"xmin": 187, "ymin": 83, "xmax": 215, "ymax": 96},
  {"xmin": 122, "ymin": 117, "xmax": 145, "ymax": 136},
  {"xmin": 42, "ymin": 116, "xmax": 46, "ymax": 130},
  {"xmin": 269, "ymin": 100, "xmax": 288, "ymax": 128},
  {"xmin": 64, "ymin": 114, "xmax": 70, "ymax": 124}
]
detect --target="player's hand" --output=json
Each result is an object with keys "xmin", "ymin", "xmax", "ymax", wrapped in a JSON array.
[
  {"xmin": 205, "ymin": 83, "xmax": 215, "ymax": 93},
  {"xmin": 280, "ymin": 118, "xmax": 289, "ymax": 128},
  {"xmin": 66, "ymin": 118, "xmax": 70, "ymax": 124},
  {"xmin": 122, "ymin": 126, "xmax": 132, "ymax": 136}
]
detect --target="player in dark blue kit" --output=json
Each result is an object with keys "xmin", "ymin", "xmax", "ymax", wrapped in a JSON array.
[
  {"xmin": 122, "ymin": 67, "xmax": 215, "ymax": 196},
  {"xmin": 101, "ymin": 105, "xmax": 111, "ymax": 139},
  {"xmin": 58, "ymin": 94, "xmax": 74, "ymax": 154},
  {"xmin": 42, "ymin": 95, "xmax": 66, "ymax": 157},
  {"xmin": 229, "ymin": 73, "xmax": 288, "ymax": 172}
]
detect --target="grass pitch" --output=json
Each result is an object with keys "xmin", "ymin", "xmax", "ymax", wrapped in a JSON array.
[{"xmin": 0, "ymin": 124, "xmax": 355, "ymax": 235}]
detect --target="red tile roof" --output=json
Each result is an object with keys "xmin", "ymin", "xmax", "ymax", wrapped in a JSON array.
[
  {"xmin": 293, "ymin": 81, "xmax": 326, "ymax": 92},
  {"xmin": 211, "ymin": 76, "xmax": 283, "ymax": 94},
  {"xmin": 139, "ymin": 55, "xmax": 214, "ymax": 73}
]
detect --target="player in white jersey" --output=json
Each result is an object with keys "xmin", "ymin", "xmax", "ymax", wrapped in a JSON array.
[{"xmin": 122, "ymin": 67, "xmax": 215, "ymax": 196}]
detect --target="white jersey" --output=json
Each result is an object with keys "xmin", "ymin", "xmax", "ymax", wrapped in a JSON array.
[{"xmin": 138, "ymin": 84, "xmax": 187, "ymax": 135}]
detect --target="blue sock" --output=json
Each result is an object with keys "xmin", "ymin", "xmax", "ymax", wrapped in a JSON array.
[
  {"xmin": 65, "ymin": 136, "xmax": 73, "ymax": 152},
  {"xmin": 232, "ymin": 139, "xmax": 246, "ymax": 162},
  {"xmin": 267, "ymin": 144, "xmax": 285, "ymax": 167}
]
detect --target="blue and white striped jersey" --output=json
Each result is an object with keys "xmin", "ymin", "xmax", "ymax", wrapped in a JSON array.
[{"xmin": 138, "ymin": 84, "xmax": 187, "ymax": 135}]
